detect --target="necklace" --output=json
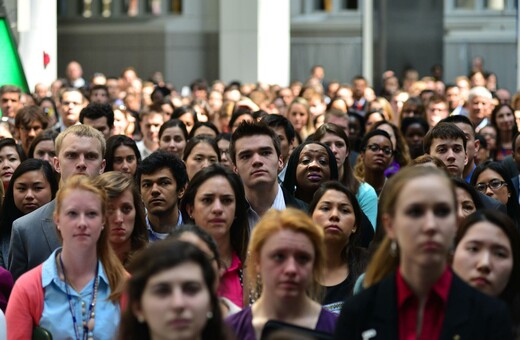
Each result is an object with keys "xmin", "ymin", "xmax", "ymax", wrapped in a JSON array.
[{"xmin": 59, "ymin": 253, "xmax": 100, "ymax": 340}]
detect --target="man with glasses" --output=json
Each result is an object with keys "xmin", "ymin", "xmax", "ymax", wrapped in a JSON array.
[
  {"xmin": 15, "ymin": 106, "xmax": 49, "ymax": 156},
  {"xmin": 359, "ymin": 129, "xmax": 394, "ymax": 196},
  {"xmin": 58, "ymin": 88, "xmax": 87, "ymax": 131}
]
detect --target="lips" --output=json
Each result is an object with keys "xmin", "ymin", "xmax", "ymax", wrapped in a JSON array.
[
  {"xmin": 324, "ymin": 225, "xmax": 342, "ymax": 233},
  {"xmin": 251, "ymin": 169, "xmax": 267, "ymax": 177},
  {"xmin": 169, "ymin": 318, "xmax": 191, "ymax": 328},
  {"xmin": 74, "ymin": 233, "xmax": 90, "ymax": 238},
  {"xmin": 1, "ymin": 171, "xmax": 13, "ymax": 178},
  {"xmin": 307, "ymin": 173, "xmax": 322, "ymax": 182},
  {"xmin": 111, "ymin": 227, "xmax": 127, "ymax": 235},
  {"xmin": 208, "ymin": 218, "xmax": 226, "ymax": 225},
  {"xmin": 420, "ymin": 241, "xmax": 442, "ymax": 251},
  {"xmin": 23, "ymin": 203, "xmax": 39, "ymax": 211},
  {"xmin": 149, "ymin": 198, "xmax": 165, "ymax": 205},
  {"xmin": 279, "ymin": 281, "xmax": 299, "ymax": 289},
  {"xmin": 471, "ymin": 276, "xmax": 491, "ymax": 287}
]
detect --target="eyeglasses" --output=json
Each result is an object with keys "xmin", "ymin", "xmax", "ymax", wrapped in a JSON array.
[
  {"xmin": 475, "ymin": 179, "xmax": 507, "ymax": 193},
  {"xmin": 365, "ymin": 144, "xmax": 393, "ymax": 156}
]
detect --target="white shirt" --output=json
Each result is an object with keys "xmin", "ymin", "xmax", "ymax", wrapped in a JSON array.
[{"xmin": 247, "ymin": 184, "xmax": 286, "ymax": 230}]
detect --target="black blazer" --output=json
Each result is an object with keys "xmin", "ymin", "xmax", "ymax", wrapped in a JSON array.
[{"xmin": 334, "ymin": 272, "xmax": 512, "ymax": 340}]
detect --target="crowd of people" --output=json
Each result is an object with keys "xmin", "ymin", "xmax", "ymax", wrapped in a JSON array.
[{"xmin": 0, "ymin": 58, "xmax": 518, "ymax": 339}]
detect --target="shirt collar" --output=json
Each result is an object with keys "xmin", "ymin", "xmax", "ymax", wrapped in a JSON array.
[
  {"xmin": 396, "ymin": 266, "xmax": 452, "ymax": 307},
  {"xmin": 42, "ymin": 248, "xmax": 109, "ymax": 288}
]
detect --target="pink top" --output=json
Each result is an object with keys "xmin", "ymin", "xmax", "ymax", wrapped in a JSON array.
[{"xmin": 218, "ymin": 252, "xmax": 243, "ymax": 308}]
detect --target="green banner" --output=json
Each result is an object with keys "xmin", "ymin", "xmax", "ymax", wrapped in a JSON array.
[{"xmin": 0, "ymin": 18, "xmax": 29, "ymax": 92}]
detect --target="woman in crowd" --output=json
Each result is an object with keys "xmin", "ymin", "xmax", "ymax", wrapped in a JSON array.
[
  {"xmin": 170, "ymin": 224, "xmax": 242, "ymax": 316},
  {"xmin": 228, "ymin": 108, "xmax": 255, "ymax": 133},
  {"xmin": 400, "ymin": 117, "xmax": 429, "ymax": 160},
  {"xmin": 286, "ymin": 97, "xmax": 314, "ymax": 141},
  {"xmin": 312, "ymin": 123, "xmax": 378, "ymax": 229},
  {"xmin": 452, "ymin": 210, "xmax": 520, "ymax": 336},
  {"xmin": 94, "ymin": 171, "xmax": 148, "ymax": 267},
  {"xmin": 28, "ymin": 129, "xmax": 59, "ymax": 169},
  {"xmin": 183, "ymin": 135, "xmax": 220, "ymax": 180},
  {"xmin": 118, "ymin": 240, "xmax": 229, "ymax": 340},
  {"xmin": 354, "ymin": 130, "xmax": 394, "ymax": 196},
  {"xmin": 282, "ymin": 140, "xmax": 338, "ymax": 205},
  {"xmin": 347, "ymin": 112, "xmax": 365, "ymax": 153},
  {"xmin": 364, "ymin": 110, "xmax": 385, "ymax": 131},
  {"xmin": 0, "ymin": 159, "xmax": 58, "ymax": 268},
  {"xmin": 171, "ymin": 105, "xmax": 198, "ymax": 134},
  {"xmin": 310, "ymin": 182, "xmax": 368, "ymax": 314},
  {"xmin": 227, "ymin": 208, "xmax": 337, "ymax": 339},
  {"xmin": 452, "ymin": 177, "xmax": 484, "ymax": 227},
  {"xmin": 479, "ymin": 125, "xmax": 498, "ymax": 159},
  {"xmin": 0, "ymin": 138, "xmax": 25, "ymax": 191},
  {"xmin": 470, "ymin": 161, "xmax": 520, "ymax": 228},
  {"xmin": 491, "ymin": 104, "xmax": 517, "ymax": 161},
  {"xmin": 371, "ymin": 120, "xmax": 411, "ymax": 177},
  {"xmin": 105, "ymin": 135, "xmax": 141, "ymax": 178},
  {"xmin": 158, "ymin": 119, "xmax": 188, "ymax": 159},
  {"xmin": 188, "ymin": 121, "xmax": 219, "ymax": 139},
  {"xmin": 334, "ymin": 166, "xmax": 513, "ymax": 339},
  {"xmin": 6, "ymin": 176, "xmax": 127, "ymax": 339},
  {"xmin": 180, "ymin": 164, "xmax": 249, "ymax": 308},
  {"xmin": 38, "ymin": 97, "xmax": 59, "ymax": 128},
  {"xmin": 216, "ymin": 133, "xmax": 233, "ymax": 170}
]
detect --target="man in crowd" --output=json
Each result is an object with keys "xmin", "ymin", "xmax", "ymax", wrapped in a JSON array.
[
  {"xmin": 58, "ymin": 88, "xmax": 87, "ymax": 131},
  {"xmin": 0, "ymin": 85, "xmax": 22, "ymax": 119},
  {"xmin": 136, "ymin": 105, "xmax": 164, "ymax": 159},
  {"xmin": 15, "ymin": 106, "xmax": 49, "ymax": 156},
  {"xmin": 79, "ymin": 103, "xmax": 114, "ymax": 140}
]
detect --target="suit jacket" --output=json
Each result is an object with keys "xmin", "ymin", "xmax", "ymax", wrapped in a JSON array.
[
  {"xmin": 334, "ymin": 272, "xmax": 512, "ymax": 340},
  {"xmin": 281, "ymin": 185, "xmax": 308, "ymax": 212},
  {"xmin": 8, "ymin": 200, "xmax": 60, "ymax": 281}
]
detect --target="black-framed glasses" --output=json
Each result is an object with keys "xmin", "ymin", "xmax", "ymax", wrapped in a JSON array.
[
  {"xmin": 365, "ymin": 144, "xmax": 393, "ymax": 156},
  {"xmin": 475, "ymin": 179, "xmax": 507, "ymax": 193}
]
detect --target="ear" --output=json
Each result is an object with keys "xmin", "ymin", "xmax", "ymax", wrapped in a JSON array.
[
  {"xmin": 345, "ymin": 146, "xmax": 350, "ymax": 159},
  {"xmin": 53, "ymin": 156, "xmax": 61, "ymax": 174},
  {"xmin": 99, "ymin": 159, "xmax": 106, "ymax": 175},
  {"xmin": 186, "ymin": 204, "xmax": 194, "ymax": 218},
  {"xmin": 463, "ymin": 151, "xmax": 468, "ymax": 166},
  {"xmin": 474, "ymin": 138, "xmax": 480, "ymax": 153},
  {"xmin": 277, "ymin": 155, "xmax": 284, "ymax": 172},
  {"xmin": 382, "ymin": 213, "xmax": 396, "ymax": 240},
  {"xmin": 131, "ymin": 302, "xmax": 144, "ymax": 323},
  {"xmin": 177, "ymin": 183, "xmax": 187, "ymax": 200}
]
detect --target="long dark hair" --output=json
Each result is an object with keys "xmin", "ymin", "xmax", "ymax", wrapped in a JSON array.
[
  {"xmin": 470, "ymin": 161, "xmax": 520, "ymax": 228},
  {"xmin": 309, "ymin": 181, "xmax": 368, "ymax": 283},
  {"xmin": 119, "ymin": 240, "xmax": 228, "ymax": 340},
  {"xmin": 454, "ymin": 210, "xmax": 520, "ymax": 330},
  {"xmin": 312, "ymin": 123, "xmax": 360, "ymax": 194},
  {"xmin": 104, "ymin": 135, "xmax": 142, "ymax": 173},
  {"xmin": 0, "ymin": 159, "xmax": 58, "ymax": 238},
  {"xmin": 491, "ymin": 104, "xmax": 517, "ymax": 159},
  {"xmin": 282, "ymin": 140, "xmax": 338, "ymax": 202},
  {"xmin": 180, "ymin": 164, "xmax": 249, "ymax": 262}
]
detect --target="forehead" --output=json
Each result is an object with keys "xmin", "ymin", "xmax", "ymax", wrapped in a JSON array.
[
  {"xmin": 477, "ymin": 168, "xmax": 503, "ymax": 180},
  {"xmin": 84, "ymin": 116, "xmax": 108, "ymax": 126},
  {"xmin": 431, "ymin": 137, "xmax": 464, "ymax": 148},
  {"xmin": 318, "ymin": 189, "xmax": 350, "ymax": 204},
  {"xmin": 0, "ymin": 145, "xmax": 18, "ymax": 154},
  {"xmin": 398, "ymin": 175, "xmax": 454, "ymax": 205},
  {"xmin": 301, "ymin": 143, "xmax": 327, "ymax": 155},
  {"xmin": 62, "ymin": 91, "xmax": 82, "ymax": 101},
  {"xmin": 453, "ymin": 123, "xmax": 474, "ymax": 139},
  {"xmin": 367, "ymin": 135, "xmax": 391, "ymax": 145},
  {"xmin": 60, "ymin": 134, "xmax": 103, "ymax": 153},
  {"xmin": 144, "ymin": 113, "xmax": 164, "ymax": 123},
  {"xmin": 235, "ymin": 134, "xmax": 276, "ymax": 151},
  {"xmin": 191, "ymin": 142, "xmax": 217, "ymax": 154},
  {"xmin": 1, "ymin": 92, "xmax": 20, "ymax": 100},
  {"xmin": 114, "ymin": 145, "xmax": 135, "ymax": 155},
  {"xmin": 141, "ymin": 167, "xmax": 175, "ymax": 181},
  {"xmin": 261, "ymin": 229, "xmax": 314, "ymax": 254},
  {"xmin": 197, "ymin": 175, "xmax": 233, "ymax": 193},
  {"xmin": 462, "ymin": 221, "xmax": 510, "ymax": 246}
]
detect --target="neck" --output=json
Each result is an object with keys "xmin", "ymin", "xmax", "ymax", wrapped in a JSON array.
[
  {"xmin": 215, "ymin": 235, "xmax": 233, "ymax": 268},
  {"xmin": 365, "ymin": 170, "xmax": 385, "ymax": 192},
  {"xmin": 144, "ymin": 138, "xmax": 158, "ymax": 151},
  {"xmin": 400, "ymin": 259, "xmax": 446, "ymax": 299},
  {"xmin": 338, "ymin": 166, "xmax": 345, "ymax": 181},
  {"xmin": 254, "ymin": 294, "xmax": 313, "ymax": 320},
  {"xmin": 463, "ymin": 160, "xmax": 475, "ymax": 179},
  {"xmin": 500, "ymin": 133, "xmax": 513, "ymax": 144},
  {"xmin": 111, "ymin": 239, "xmax": 132, "ymax": 264},
  {"xmin": 148, "ymin": 208, "xmax": 179, "ymax": 233},
  {"xmin": 325, "ymin": 242, "xmax": 346, "ymax": 269},
  {"xmin": 60, "ymin": 246, "xmax": 98, "ymax": 291},
  {"xmin": 245, "ymin": 183, "xmax": 279, "ymax": 217}
]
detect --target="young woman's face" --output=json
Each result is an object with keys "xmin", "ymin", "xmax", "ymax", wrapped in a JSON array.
[
  {"xmin": 495, "ymin": 106, "xmax": 515, "ymax": 132},
  {"xmin": 33, "ymin": 140, "xmax": 56, "ymax": 168},
  {"xmin": 0, "ymin": 146, "xmax": 21, "ymax": 186},
  {"xmin": 217, "ymin": 139, "xmax": 232, "ymax": 170},
  {"xmin": 288, "ymin": 103, "xmax": 309, "ymax": 132},
  {"xmin": 455, "ymin": 187, "xmax": 477, "ymax": 226},
  {"xmin": 453, "ymin": 221, "xmax": 513, "ymax": 297},
  {"xmin": 135, "ymin": 262, "xmax": 212, "ymax": 340},
  {"xmin": 320, "ymin": 133, "xmax": 348, "ymax": 168},
  {"xmin": 55, "ymin": 189, "xmax": 104, "ymax": 251},
  {"xmin": 475, "ymin": 169, "xmax": 510, "ymax": 205},
  {"xmin": 257, "ymin": 229, "xmax": 315, "ymax": 300},
  {"xmin": 312, "ymin": 189, "xmax": 356, "ymax": 246},
  {"xmin": 112, "ymin": 145, "xmax": 138, "ymax": 177},
  {"xmin": 179, "ymin": 113, "xmax": 195, "ymax": 133},
  {"xmin": 361, "ymin": 135, "xmax": 393, "ymax": 172},
  {"xmin": 160, "ymin": 126, "xmax": 187, "ymax": 159},
  {"xmin": 295, "ymin": 144, "xmax": 331, "ymax": 193},
  {"xmin": 187, "ymin": 176, "xmax": 236, "ymax": 242},
  {"xmin": 185, "ymin": 143, "xmax": 218, "ymax": 180},
  {"xmin": 384, "ymin": 175, "xmax": 456, "ymax": 269},
  {"xmin": 13, "ymin": 170, "xmax": 52, "ymax": 214},
  {"xmin": 107, "ymin": 189, "xmax": 136, "ymax": 246}
]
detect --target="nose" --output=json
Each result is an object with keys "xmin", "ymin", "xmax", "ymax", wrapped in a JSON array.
[
  {"xmin": 329, "ymin": 207, "xmax": 340, "ymax": 221},
  {"xmin": 446, "ymin": 148, "xmax": 456, "ymax": 161},
  {"xmin": 477, "ymin": 251, "xmax": 491, "ymax": 273},
  {"xmin": 28, "ymin": 128, "xmax": 37, "ymax": 137},
  {"xmin": 170, "ymin": 287, "xmax": 186, "ymax": 310},
  {"xmin": 201, "ymin": 159, "xmax": 211, "ymax": 168},
  {"xmin": 25, "ymin": 189, "xmax": 35, "ymax": 200},
  {"xmin": 212, "ymin": 199, "xmax": 223, "ymax": 213},
  {"xmin": 151, "ymin": 183, "xmax": 161, "ymax": 195},
  {"xmin": 114, "ymin": 209, "xmax": 124, "ymax": 223},
  {"xmin": 423, "ymin": 210, "xmax": 438, "ymax": 234},
  {"xmin": 251, "ymin": 153, "xmax": 263, "ymax": 167},
  {"xmin": 121, "ymin": 160, "xmax": 130, "ymax": 171},
  {"xmin": 76, "ymin": 154, "xmax": 87, "ymax": 168},
  {"xmin": 42, "ymin": 153, "xmax": 51, "ymax": 162}
]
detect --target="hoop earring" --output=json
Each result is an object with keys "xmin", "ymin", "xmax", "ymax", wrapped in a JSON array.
[{"xmin": 390, "ymin": 240, "xmax": 398, "ymax": 257}]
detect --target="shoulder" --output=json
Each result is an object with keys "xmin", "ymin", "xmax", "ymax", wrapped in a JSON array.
[
  {"xmin": 12, "ymin": 201, "xmax": 54, "ymax": 231},
  {"xmin": 226, "ymin": 307, "xmax": 254, "ymax": 338},
  {"xmin": 316, "ymin": 308, "xmax": 338, "ymax": 333},
  {"xmin": 281, "ymin": 186, "xmax": 309, "ymax": 212}
]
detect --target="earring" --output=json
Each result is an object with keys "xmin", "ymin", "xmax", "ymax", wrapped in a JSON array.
[
  {"xmin": 207, "ymin": 311, "xmax": 213, "ymax": 319},
  {"xmin": 137, "ymin": 315, "xmax": 145, "ymax": 323},
  {"xmin": 390, "ymin": 240, "xmax": 398, "ymax": 257}
]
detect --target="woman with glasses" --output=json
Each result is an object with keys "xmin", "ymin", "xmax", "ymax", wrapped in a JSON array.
[
  {"xmin": 470, "ymin": 161, "xmax": 520, "ymax": 228},
  {"xmin": 354, "ymin": 130, "xmax": 394, "ymax": 196}
]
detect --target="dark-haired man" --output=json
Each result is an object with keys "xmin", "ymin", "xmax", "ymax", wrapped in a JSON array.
[
  {"xmin": 79, "ymin": 103, "xmax": 114, "ymax": 140},
  {"xmin": 137, "ymin": 151, "xmax": 188, "ymax": 241},
  {"xmin": 230, "ymin": 122, "xmax": 306, "ymax": 229}
]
